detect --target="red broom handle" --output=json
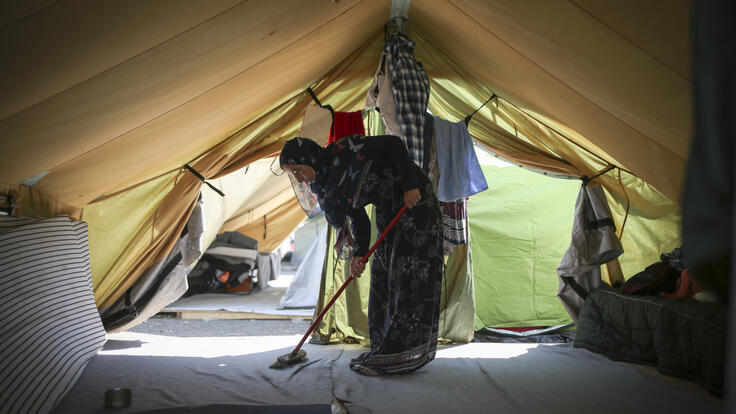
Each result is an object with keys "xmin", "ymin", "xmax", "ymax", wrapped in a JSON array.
[{"xmin": 290, "ymin": 205, "xmax": 408, "ymax": 355}]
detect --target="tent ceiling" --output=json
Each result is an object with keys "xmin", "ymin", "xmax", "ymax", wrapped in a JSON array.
[
  {"xmin": 571, "ymin": 0, "xmax": 691, "ymax": 79},
  {"xmin": 1, "ymin": 0, "xmax": 691, "ymax": 208},
  {"xmin": 1, "ymin": 0, "xmax": 386, "ymax": 206},
  {"xmin": 1, "ymin": 0, "xmax": 241, "ymax": 119},
  {"xmin": 0, "ymin": 0, "xmax": 56, "ymax": 30},
  {"xmin": 410, "ymin": 0, "xmax": 690, "ymax": 199}
]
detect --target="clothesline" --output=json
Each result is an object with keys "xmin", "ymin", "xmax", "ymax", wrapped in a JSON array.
[
  {"xmin": 303, "ymin": 87, "xmax": 623, "ymax": 188},
  {"xmin": 305, "ymin": 86, "xmax": 497, "ymax": 129},
  {"xmin": 302, "ymin": 28, "xmax": 632, "ymax": 258}
]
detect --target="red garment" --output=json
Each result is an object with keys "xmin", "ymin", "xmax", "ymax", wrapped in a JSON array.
[{"xmin": 327, "ymin": 111, "xmax": 365, "ymax": 144}]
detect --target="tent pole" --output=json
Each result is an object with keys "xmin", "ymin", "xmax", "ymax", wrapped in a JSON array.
[{"xmin": 389, "ymin": 0, "xmax": 410, "ymax": 33}]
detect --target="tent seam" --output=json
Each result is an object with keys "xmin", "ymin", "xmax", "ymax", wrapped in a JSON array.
[
  {"xmin": 0, "ymin": 0, "xmax": 62, "ymax": 31},
  {"xmin": 567, "ymin": 0, "xmax": 689, "ymax": 81}
]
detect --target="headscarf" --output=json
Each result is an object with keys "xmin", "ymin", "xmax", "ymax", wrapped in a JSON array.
[
  {"xmin": 280, "ymin": 135, "xmax": 371, "ymax": 257},
  {"xmin": 279, "ymin": 137, "xmax": 324, "ymax": 218}
]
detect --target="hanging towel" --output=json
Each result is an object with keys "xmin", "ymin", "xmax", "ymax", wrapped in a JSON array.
[
  {"xmin": 433, "ymin": 116, "xmax": 488, "ymax": 202},
  {"xmin": 386, "ymin": 33, "xmax": 430, "ymax": 167},
  {"xmin": 556, "ymin": 184, "xmax": 624, "ymax": 322},
  {"xmin": 441, "ymin": 199, "xmax": 467, "ymax": 255},
  {"xmin": 328, "ymin": 110, "xmax": 366, "ymax": 145},
  {"xmin": 426, "ymin": 117, "xmax": 467, "ymax": 255}
]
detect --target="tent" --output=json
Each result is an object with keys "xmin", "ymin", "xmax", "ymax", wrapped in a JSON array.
[
  {"xmin": 2, "ymin": 0, "xmax": 730, "ymax": 411},
  {"xmin": 278, "ymin": 222, "xmax": 328, "ymax": 310},
  {"xmin": 2, "ymin": 0, "xmax": 689, "ymax": 308}
]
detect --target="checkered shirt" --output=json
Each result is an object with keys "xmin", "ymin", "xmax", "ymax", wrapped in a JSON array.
[{"xmin": 386, "ymin": 34, "xmax": 430, "ymax": 167}]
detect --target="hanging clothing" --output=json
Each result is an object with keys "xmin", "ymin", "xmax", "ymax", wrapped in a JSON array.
[
  {"xmin": 433, "ymin": 116, "xmax": 488, "ymax": 202},
  {"xmin": 328, "ymin": 111, "xmax": 366, "ymax": 145},
  {"xmin": 366, "ymin": 34, "xmax": 430, "ymax": 168},
  {"xmin": 441, "ymin": 199, "xmax": 467, "ymax": 254},
  {"xmin": 426, "ymin": 118, "xmax": 466, "ymax": 255},
  {"xmin": 421, "ymin": 112, "xmax": 434, "ymax": 172},
  {"xmin": 556, "ymin": 184, "xmax": 624, "ymax": 322},
  {"xmin": 386, "ymin": 34, "xmax": 430, "ymax": 168},
  {"xmin": 365, "ymin": 52, "xmax": 402, "ymax": 138},
  {"xmin": 349, "ymin": 158, "xmax": 443, "ymax": 375},
  {"xmin": 426, "ymin": 124, "xmax": 441, "ymax": 193}
]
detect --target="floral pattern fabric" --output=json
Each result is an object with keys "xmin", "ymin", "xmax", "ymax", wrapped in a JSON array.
[{"xmin": 349, "ymin": 160, "xmax": 444, "ymax": 375}]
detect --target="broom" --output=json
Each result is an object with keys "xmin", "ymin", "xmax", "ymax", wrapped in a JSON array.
[{"xmin": 270, "ymin": 205, "xmax": 408, "ymax": 369}]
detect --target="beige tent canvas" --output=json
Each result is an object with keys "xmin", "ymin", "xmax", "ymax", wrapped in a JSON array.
[{"xmin": 1, "ymin": 0, "xmax": 690, "ymax": 309}]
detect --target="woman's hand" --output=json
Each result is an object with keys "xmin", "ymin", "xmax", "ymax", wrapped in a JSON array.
[
  {"xmin": 404, "ymin": 188, "xmax": 421, "ymax": 209},
  {"xmin": 350, "ymin": 256, "xmax": 366, "ymax": 278}
]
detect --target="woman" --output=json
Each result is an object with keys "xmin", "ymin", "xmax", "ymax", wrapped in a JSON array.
[{"xmin": 279, "ymin": 134, "xmax": 444, "ymax": 375}]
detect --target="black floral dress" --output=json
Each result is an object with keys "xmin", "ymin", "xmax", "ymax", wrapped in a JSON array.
[{"xmin": 348, "ymin": 160, "xmax": 444, "ymax": 375}]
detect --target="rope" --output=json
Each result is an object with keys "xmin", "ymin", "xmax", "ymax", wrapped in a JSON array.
[{"xmin": 616, "ymin": 169, "xmax": 631, "ymax": 241}]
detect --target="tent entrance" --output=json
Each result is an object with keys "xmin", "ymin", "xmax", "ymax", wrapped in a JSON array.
[{"xmin": 469, "ymin": 147, "xmax": 580, "ymax": 330}]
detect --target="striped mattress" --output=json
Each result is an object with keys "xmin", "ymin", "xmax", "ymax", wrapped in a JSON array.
[{"xmin": 0, "ymin": 216, "xmax": 106, "ymax": 414}]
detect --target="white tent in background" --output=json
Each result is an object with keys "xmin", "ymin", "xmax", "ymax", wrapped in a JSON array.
[{"xmin": 278, "ymin": 224, "xmax": 328, "ymax": 309}]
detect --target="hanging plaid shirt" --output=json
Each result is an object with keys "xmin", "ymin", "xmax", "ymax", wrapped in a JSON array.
[{"xmin": 385, "ymin": 33, "xmax": 430, "ymax": 168}]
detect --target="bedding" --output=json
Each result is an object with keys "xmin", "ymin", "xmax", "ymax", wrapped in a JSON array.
[{"xmin": 575, "ymin": 286, "xmax": 726, "ymax": 396}]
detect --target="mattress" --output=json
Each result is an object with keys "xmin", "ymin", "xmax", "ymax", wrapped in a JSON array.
[
  {"xmin": 574, "ymin": 286, "xmax": 726, "ymax": 396},
  {"xmin": 0, "ymin": 216, "xmax": 106, "ymax": 414}
]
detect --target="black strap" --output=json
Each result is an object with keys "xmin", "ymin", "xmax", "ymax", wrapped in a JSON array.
[
  {"xmin": 585, "ymin": 217, "xmax": 616, "ymax": 232},
  {"xmin": 263, "ymin": 215, "xmax": 268, "ymax": 239},
  {"xmin": 306, "ymin": 87, "xmax": 335, "ymax": 119},
  {"xmin": 581, "ymin": 165, "xmax": 617, "ymax": 187},
  {"xmin": 562, "ymin": 276, "xmax": 589, "ymax": 300},
  {"xmin": 465, "ymin": 93, "xmax": 497, "ymax": 126},
  {"xmin": 185, "ymin": 164, "xmax": 225, "ymax": 197}
]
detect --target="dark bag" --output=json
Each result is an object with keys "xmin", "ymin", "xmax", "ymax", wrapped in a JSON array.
[{"xmin": 621, "ymin": 261, "xmax": 680, "ymax": 295}]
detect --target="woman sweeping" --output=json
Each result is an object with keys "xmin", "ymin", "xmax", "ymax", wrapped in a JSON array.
[{"xmin": 279, "ymin": 134, "xmax": 443, "ymax": 375}]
